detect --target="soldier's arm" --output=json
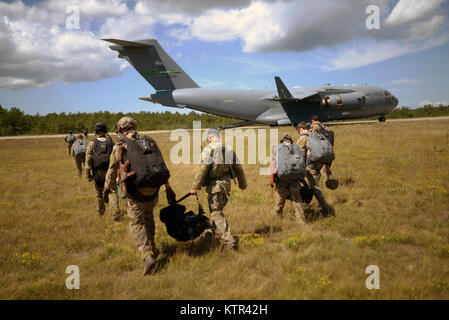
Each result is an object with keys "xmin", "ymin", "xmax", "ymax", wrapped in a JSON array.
[
  {"xmin": 85, "ymin": 141, "xmax": 94, "ymax": 171},
  {"xmin": 232, "ymin": 152, "xmax": 247, "ymax": 190},
  {"xmin": 297, "ymin": 135, "xmax": 308, "ymax": 163},
  {"xmin": 191, "ymin": 162, "xmax": 211, "ymax": 191},
  {"xmin": 104, "ymin": 145, "xmax": 119, "ymax": 191}
]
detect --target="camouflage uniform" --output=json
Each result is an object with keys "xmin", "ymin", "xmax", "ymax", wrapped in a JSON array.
[
  {"xmin": 297, "ymin": 134, "xmax": 329, "ymax": 212},
  {"xmin": 85, "ymin": 133, "xmax": 120, "ymax": 220},
  {"xmin": 272, "ymin": 179, "xmax": 306, "ymax": 223},
  {"xmin": 105, "ymin": 133, "xmax": 160, "ymax": 261},
  {"xmin": 71, "ymin": 140, "xmax": 86, "ymax": 178},
  {"xmin": 64, "ymin": 134, "xmax": 75, "ymax": 156},
  {"xmin": 191, "ymin": 140, "xmax": 247, "ymax": 249},
  {"xmin": 310, "ymin": 122, "xmax": 334, "ymax": 177}
]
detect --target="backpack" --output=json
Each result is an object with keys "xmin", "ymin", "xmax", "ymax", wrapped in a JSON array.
[
  {"xmin": 73, "ymin": 140, "xmax": 87, "ymax": 159},
  {"xmin": 66, "ymin": 134, "xmax": 76, "ymax": 144},
  {"xmin": 122, "ymin": 136, "xmax": 170, "ymax": 188},
  {"xmin": 92, "ymin": 138, "xmax": 114, "ymax": 171},
  {"xmin": 318, "ymin": 124, "xmax": 335, "ymax": 146},
  {"xmin": 204, "ymin": 144, "xmax": 234, "ymax": 180},
  {"xmin": 273, "ymin": 143, "xmax": 306, "ymax": 181},
  {"xmin": 159, "ymin": 203, "xmax": 211, "ymax": 242},
  {"xmin": 306, "ymin": 132, "xmax": 335, "ymax": 165}
]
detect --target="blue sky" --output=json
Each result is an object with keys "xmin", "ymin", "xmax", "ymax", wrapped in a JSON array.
[{"xmin": 0, "ymin": 0, "xmax": 448, "ymax": 115}]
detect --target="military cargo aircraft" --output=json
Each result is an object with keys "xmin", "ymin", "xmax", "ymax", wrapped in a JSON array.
[{"xmin": 104, "ymin": 39, "xmax": 398, "ymax": 128}]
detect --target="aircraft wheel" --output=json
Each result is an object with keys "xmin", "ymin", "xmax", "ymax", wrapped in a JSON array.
[{"xmin": 378, "ymin": 116, "xmax": 386, "ymax": 122}]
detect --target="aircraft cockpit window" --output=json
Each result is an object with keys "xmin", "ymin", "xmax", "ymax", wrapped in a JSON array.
[{"xmin": 384, "ymin": 90, "xmax": 391, "ymax": 96}]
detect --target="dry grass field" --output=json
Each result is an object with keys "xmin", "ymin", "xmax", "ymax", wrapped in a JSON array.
[{"xmin": 0, "ymin": 119, "xmax": 448, "ymax": 299}]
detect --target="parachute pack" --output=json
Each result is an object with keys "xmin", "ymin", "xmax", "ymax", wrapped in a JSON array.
[
  {"xmin": 315, "ymin": 123, "xmax": 335, "ymax": 146},
  {"xmin": 66, "ymin": 134, "xmax": 76, "ymax": 144},
  {"xmin": 306, "ymin": 132, "xmax": 335, "ymax": 165},
  {"xmin": 273, "ymin": 143, "xmax": 306, "ymax": 181},
  {"xmin": 122, "ymin": 136, "xmax": 170, "ymax": 189},
  {"xmin": 159, "ymin": 197, "xmax": 210, "ymax": 242},
  {"xmin": 92, "ymin": 138, "xmax": 114, "ymax": 171},
  {"xmin": 73, "ymin": 140, "xmax": 87, "ymax": 160}
]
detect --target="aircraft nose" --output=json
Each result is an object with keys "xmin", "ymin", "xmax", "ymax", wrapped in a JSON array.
[{"xmin": 392, "ymin": 95, "xmax": 398, "ymax": 108}]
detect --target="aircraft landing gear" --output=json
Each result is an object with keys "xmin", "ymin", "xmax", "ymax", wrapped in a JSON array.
[{"xmin": 378, "ymin": 116, "xmax": 386, "ymax": 122}]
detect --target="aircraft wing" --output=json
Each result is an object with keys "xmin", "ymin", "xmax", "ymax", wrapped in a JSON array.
[{"xmin": 259, "ymin": 76, "xmax": 320, "ymax": 102}]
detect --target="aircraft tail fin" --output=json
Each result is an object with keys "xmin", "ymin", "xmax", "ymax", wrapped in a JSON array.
[
  {"xmin": 103, "ymin": 38, "xmax": 199, "ymax": 90},
  {"xmin": 275, "ymin": 76, "xmax": 293, "ymax": 99}
]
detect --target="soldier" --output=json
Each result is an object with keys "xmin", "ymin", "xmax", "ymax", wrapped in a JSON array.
[
  {"xmin": 270, "ymin": 134, "xmax": 306, "ymax": 223},
  {"xmin": 310, "ymin": 115, "xmax": 333, "ymax": 179},
  {"xmin": 296, "ymin": 122, "xmax": 331, "ymax": 216},
  {"xmin": 83, "ymin": 128, "xmax": 88, "ymax": 139},
  {"xmin": 71, "ymin": 134, "xmax": 87, "ymax": 178},
  {"xmin": 85, "ymin": 122, "xmax": 121, "ymax": 222},
  {"xmin": 104, "ymin": 116, "xmax": 176, "ymax": 275},
  {"xmin": 63, "ymin": 130, "xmax": 76, "ymax": 156},
  {"xmin": 189, "ymin": 128, "xmax": 247, "ymax": 251}
]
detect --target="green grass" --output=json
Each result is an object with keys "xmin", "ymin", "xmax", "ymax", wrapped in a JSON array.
[{"xmin": 0, "ymin": 120, "xmax": 448, "ymax": 299}]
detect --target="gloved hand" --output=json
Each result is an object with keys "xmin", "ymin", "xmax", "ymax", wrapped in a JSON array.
[
  {"xmin": 103, "ymin": 189, "xmax": 110, "ymax": 204},
  {"xmin": 86, "ymin": 169, "xmax": 93, "ymax": 182}
]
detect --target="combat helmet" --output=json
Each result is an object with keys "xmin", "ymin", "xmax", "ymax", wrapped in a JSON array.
[
  {"xmin": 280, "ymin": 134, "xmax": 293, "ymax": 144},
  {"xmin": 325, "ymin": 178, "xmax": 339, "ymax": 190},
  {"xmin": 94, "ymin": 122, "xmax": 108, "ymax": 134},
  {"xmin": 116, "ymin": 116, "xmax": 137, "ymax": 134}
]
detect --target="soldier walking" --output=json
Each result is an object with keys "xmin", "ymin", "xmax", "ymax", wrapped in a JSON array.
[
  {"xmin": 310, "ymin": 115, "xmax": 334, "ymax": 179},
  {"xmin": 64, "ymin": 131, "xmax": 76, "ymax": 156},
  {"xmin": 85, "ymin": 122, "xmax": 121, "ymax": 222},
  {"xmin": 104, "ymin": 116, "xmax": 176, "ymax": 275},
  {"xmin": 296, "ymin": 122, "xmax": 331, "ymax": 216},
  {"xmin": 189, "ymin": 128, "xmax": 247, "ymax": 251},
  {"xmin": 270, "ymin": 134, "xmax": 306, "ymax": 223},
  {"xmin": 71, "ymin": 134, "xmax": 87, "ymax": 178}
]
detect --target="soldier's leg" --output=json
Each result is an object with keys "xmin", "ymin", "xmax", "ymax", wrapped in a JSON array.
[
  {"xmin": 143, "ymin": 196, "xmax": 159, "ymax": 258},
  {"xmin": 126, "ymin": 197, "xmax": 158, "ymax": 260},
  {"xmin": 289, "ymin": 184, "xmax": 306, "ymax": 224},
  {"xmin": 108, "ymin": 188, "xmax": 121, "ymax": 222},
  {"xmin": 95, "ymin": 183, "xmax": 105, "ymax": 215},
  {"xmin": 306, "ymin": 167, "xmax": 329, "ymax": 213},
  {"xmin": 272, "ymin": 184, "xmax": 288, "ymax": 217},
  {"xmin": 76, "ymin": 159, "xmax": 82, "ymax": 178},
  {"xmin": 207, "ymin": 191, "xmax": 236, "ymax": 249}
]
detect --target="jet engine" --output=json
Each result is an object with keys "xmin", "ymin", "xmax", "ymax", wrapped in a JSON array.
[{"xmin": 320, "ymin": 92, "xmax": 365, "ymax": 111}]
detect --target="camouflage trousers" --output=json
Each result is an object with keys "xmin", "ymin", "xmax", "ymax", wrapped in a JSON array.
[
  {"xmin": 74, "ymin": 157, "xmax": 85, "ymax": 178},
  {"xmin": 94, "ymin": 170, "xmax": 120, "ymax": 219},
  {"xmin": 126, "ymin": 194, "xmax": 159, "ymax": 260},
  {"xmin": 272, "ymin": 182, "xmax": 306, "ymax": 223},
  {"xmin": 305, "ymin": 164, "xmax": 329, "ymax": 209},
  {"xmin": 207, "ymin": 190, "xmax": 237, "ymax": 248}
]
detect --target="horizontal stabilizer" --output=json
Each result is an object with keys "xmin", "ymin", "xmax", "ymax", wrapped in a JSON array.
[
  {"xmin": 103, "ymin": 38, "xmax": 199, "ymax": 91},
  {"xmin": 102, "ymin": 39, "xmax": 151, "ymax": 48}
]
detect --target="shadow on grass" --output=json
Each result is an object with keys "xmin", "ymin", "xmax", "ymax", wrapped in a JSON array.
[{"xmin": 154, "ymin": 234, "xmax": 220, "ymax": 272}]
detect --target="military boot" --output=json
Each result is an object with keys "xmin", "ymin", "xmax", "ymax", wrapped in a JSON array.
[{"xmin": 143, "ymin": 255, "xmax": 156, "ymax": 276}]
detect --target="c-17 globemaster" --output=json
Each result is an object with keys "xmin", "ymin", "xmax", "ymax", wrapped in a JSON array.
[{"xmin": 104, "ymin": 39, "xmax": 398, "ymax": 128}]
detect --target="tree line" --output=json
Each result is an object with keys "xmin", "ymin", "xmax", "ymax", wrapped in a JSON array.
[
  {"xmin": 0, "ymin": 105, "xmax": 238, "ymax": 136},
  {"xmin": 0, "ymin": 104, "xmax": 448, "ymax": 136}
]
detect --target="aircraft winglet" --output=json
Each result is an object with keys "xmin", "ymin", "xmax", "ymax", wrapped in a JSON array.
[{"xmin": 275, "ymin": 76, "xmax": 293, "ymax": 99}]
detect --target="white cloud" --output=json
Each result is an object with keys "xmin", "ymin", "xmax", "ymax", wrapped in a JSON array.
[
  {"xmin": 0, "ymin": 0, "xmax": 448, "ymax": 89},
  {"xmin": 384, "ymin": 0, "xmax": 445, "ymax": 27},
  {"xmin": 323, "ymin": 32, "xmax": 449, "ymax": 70}
]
